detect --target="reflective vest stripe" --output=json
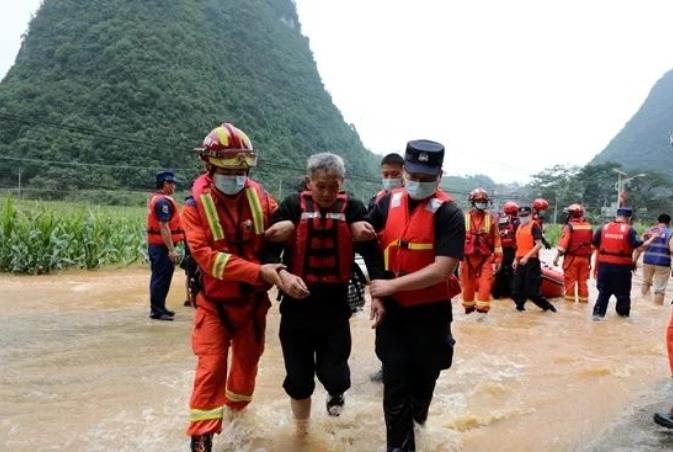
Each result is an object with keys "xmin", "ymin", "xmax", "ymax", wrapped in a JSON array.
[
  {"xmin": 200, "ymin": 193, "xmax": 225, "ymax": 241},
  {"xmin": 245, "ymin": 188, "xmax": 265, "ymax": 235},
  {"xmin": 225, "ymin": 389, "xmax": 252, "ymax": 402},
  {"xmin": 570, "ymin": 224, "xmax": 592, "ymax": 230},
  {"xmin": 383, "ymin": 240, "xmax": 434, "ymax": 270},
  {"xmin": 299, "ymin": 212, "xmax": 347, "ymax": 221},
  {"xmin": 189, "ymin": 406, "xmax": 224, "ymax": 422},
  {"xmin": 211, "ymin": 251, "xmax": 231, "ymax": 280}
]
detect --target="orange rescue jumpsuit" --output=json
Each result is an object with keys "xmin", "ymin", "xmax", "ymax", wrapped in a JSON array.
[
  {"xmin": 557, "ymin": 219, "xmax": 592, "ymax": 303},
  {"xmin": 182, "ymin": 176, "xmax": 277, "ymax": 436},
  {"xmin": 461, "ymin": 210, "xmax": 503, "ymax": 313}
]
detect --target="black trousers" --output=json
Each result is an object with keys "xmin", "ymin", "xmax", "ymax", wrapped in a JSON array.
[
  {"xmin": 492, "ymin": 247, "xmax": 515, "ymax": 298},
  {"xmin": 279, "ymin": 297, "xmax": 352, "ymax": 400},
  {"xmin": 376, "ymin": 300, "xmax": 454, "ymax": 452},
  {"xmin": 148, "ymin": 244, "xmax": 175, "ymax": 315},
  {"xmin": 593, "ymin": 265, "xmax": 633, "ymax": 317},
  {"xmin": 512, "ymin": 258, "xmax": 554, "ymax": 310}
]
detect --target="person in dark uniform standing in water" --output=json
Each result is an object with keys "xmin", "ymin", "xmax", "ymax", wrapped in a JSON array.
[
  {"xmin": 511, "ymin": 206, "xmax": 556, "ymax": 313},
  {"xmin": 360, "ymin": 140, "xmax": 465, "ymax": 452},
  {"xmin": 146, "ymin": 170, "xmax": 184, "ymax": 320}
]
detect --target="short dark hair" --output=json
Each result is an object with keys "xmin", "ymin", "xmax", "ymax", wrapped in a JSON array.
[
  {"xmin": 381, "ymin": 153, "xmax": 404, "ymax": 167},
  {"xmin": 658, "ymin": 214, "xmax": 671, "ymax": 224}
]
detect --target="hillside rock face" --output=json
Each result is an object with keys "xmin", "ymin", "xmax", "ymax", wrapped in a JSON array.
[
  {"xmin": 592, "ymin": 69, "xmax": 673, "ymax": 177},
  {"xmin": 0, "ymin": 0, "xmax": 378, "ymax": 196}
]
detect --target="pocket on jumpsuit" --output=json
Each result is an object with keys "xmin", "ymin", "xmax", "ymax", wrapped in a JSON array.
[{"xmin": 192, "ymin": 308, "xmax": 221, "ymax": 356}]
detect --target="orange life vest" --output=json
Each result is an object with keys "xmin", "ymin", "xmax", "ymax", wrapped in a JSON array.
[
  {"xmin": 597, "ymin": 221, "xmax": 634, "ymax": 266},
  {"xmin": 379, "ymin": 188, "xmax": 459, "ymax": 307},
  {"xmin": 464, "ymin": 210, "xmax": 495, "ymax": 256},
  {"xmin": 288, "ymin": 191, "xmax": 353, "ymax": 285},
  {"xmin": 498, "ymin": 213, "xmax": 518, "ymax": 248},
  {"xmin": 147, "ymin": 193, "xmax": 184, "ymax": 246},
  {"xmin": 194, "ymin": 179, "xmax": 271, "ymax": 301},
  {"xmin": 565, "ymin": 219, "xmax": 593, "ymax": 257},
  {"xmin": 515, "ymin": 222, "xmax": 539, "ymax": 259}
]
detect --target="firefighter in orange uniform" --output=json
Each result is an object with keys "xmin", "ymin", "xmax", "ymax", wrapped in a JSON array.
[
  {"xmin": 461, "ymin": 188, "xmax": 502, "ymax": 314},
  {"xmin": 181, "ymin": 123, "xmax": 285, "ymax": 452},
  {"xmin": 147, "ymin": 170, "xmax": 184, "ymax": 320},
  {"xmin": 553, "ymin": 204, "xmax": 593, "ymax": 303},
  {"xmin": 532, "ymin": 197, "xmax": 552, "ymax": 250},
  {"xmin": 492, "ymin": 201, "xmax": 519, "ymax": 299}
]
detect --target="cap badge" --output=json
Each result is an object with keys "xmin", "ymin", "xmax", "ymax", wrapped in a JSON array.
[{"xmin": 418, "ymin": 152, "xmax": 429, "ymax": 162}]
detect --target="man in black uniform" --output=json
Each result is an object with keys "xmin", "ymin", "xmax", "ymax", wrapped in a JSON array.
[
  {"xmin": 363, "ymin": 140, "xmax": 465, "ymax": 452},
  {"xmin": 263, "ymin": 152, "xmax": 383, "ymax": 428}
]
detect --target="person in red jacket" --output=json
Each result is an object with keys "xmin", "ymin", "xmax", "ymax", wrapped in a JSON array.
[
  {"xmin": 532, "ymin": 198, "xmax": 552, "ymax": 250},
  {"xmin": 367, "ymin": 139, "xmax": 465, "ymax": 452},
  {"xmin": 492, "ymin": 201, "xmax": 519, "ymax": 299},
  {"xmin": 460, "ymin": 188, "xmax": 503, "ymax": 315},
  {"xmin": 553, "ymin": 204, "xmax": 593, "ymax": 303},
  {"xmin": 181, "ymin": 123, "xmax": 285, "ymax": 452},
  {"xmin": 147, "ymin": 170, "xmax": 184, "ymax": 320}
]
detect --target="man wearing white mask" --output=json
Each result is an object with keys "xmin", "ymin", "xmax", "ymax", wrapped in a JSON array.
[
  {"xmin": 368, "ymin": 153, "xmax": 405, "ymax": 210},
  {"xmin": 181, "ymin": 122, "xmax": 286, "ymax": 451},
  {"xmin": 366, "ymin": 139, "xmax": 465, "ymax": 452}
]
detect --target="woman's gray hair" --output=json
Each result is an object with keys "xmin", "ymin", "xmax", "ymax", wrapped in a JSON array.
[{"xmin": 306, "ymin": 152, "xmax": 346, "ymax": 178}]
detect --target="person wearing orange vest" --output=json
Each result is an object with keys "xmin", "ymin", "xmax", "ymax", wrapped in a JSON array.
[
  {"xmin": 460, "ymin": 188, "xmax": 502, "ymax": 315},
  {"xmin": 367, "ymin": 140, "xmax": 465, "ymax": 452},
  {"xmin": 512, "ymin": 206, "xmax": 557, "ymax": 312},
  {"xmin": 181, "ymin": 123, "xmax": 285, "ymax": 452},
  {"xmin": 147, "ymin": 170, "xmax": 184, "ymax": 321},
  {"xmin": 592, "ymin": 207, "xmax": 657, "ymax": 321},
  {"xmin": 553, "ymin": 204, "xmax": 593, "ymax": 303},
  {"xmin": 492, "ymin": 201, "xmax": 520, "ymax": 299}
]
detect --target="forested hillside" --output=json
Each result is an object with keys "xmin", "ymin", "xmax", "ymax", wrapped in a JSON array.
[
  {"xmin": 0, "ymin": 0, "xmax": 380, "ymax": 202},
  {"xmin": 592, "ymin": 69, "xmax": 673, "ymax": 177}
]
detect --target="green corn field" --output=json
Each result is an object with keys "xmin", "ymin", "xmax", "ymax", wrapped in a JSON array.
[{"xmin": 0, "ymin": 196, "xmax": 147, "ymax": 274}]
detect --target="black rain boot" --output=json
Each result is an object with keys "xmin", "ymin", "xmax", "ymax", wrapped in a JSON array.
[{"xmin": 190, "ymin": 434, "xmax": 213, "ymax": 452}]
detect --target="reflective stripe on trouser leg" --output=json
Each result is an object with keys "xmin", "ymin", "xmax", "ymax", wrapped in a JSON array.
[
  {"xmin": 187, "ymin": 294, "xmax": 231, "ymax": 437},
  {"xmin": 476, "ymin": 258, "xmax": 495, "ymax": 312},
  {"xmin": 225, "ymin": 298, "xmax": 269, "ymax": 410}
]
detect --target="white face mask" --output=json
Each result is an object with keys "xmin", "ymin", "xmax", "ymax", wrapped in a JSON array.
[
  {"xmin": 519, "ymin": 216, "xmax": 531, "ymax": 225},
  {"xmin": 381, "ymin": 177, "xmax": 403, "ymax": 191},
  {"xmin": 405, "ymin": 179, "xmax": 437, "ymax": 200},
  {"xmin": 475, "ymin": 202, "xmax": 488, "ymax": 211},
  {"xmin": 213, "ymin": 174, "xmax": 246, "ymax": 195}
]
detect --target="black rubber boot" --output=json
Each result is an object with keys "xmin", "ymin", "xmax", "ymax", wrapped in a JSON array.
[
  {"xmin": 654, "ymin": 411, "xmax": 673, "ymax": 429},
  {"xmin": 190, "ymin": 434, "xmax": 213, "ymax": 452},
  {"xmin": 327, "ymin": 393, "xmax": 345, "ymax": 417}
]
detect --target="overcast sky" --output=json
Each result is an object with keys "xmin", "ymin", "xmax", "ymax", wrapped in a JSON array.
[{"xmin": 2, "ymin": 1, "xmax": 673, "ymax": 183}]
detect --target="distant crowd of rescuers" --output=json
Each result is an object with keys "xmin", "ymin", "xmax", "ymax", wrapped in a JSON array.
[{"xmin": 145, "ymin": 122, "xmax": 673, "ymax": 452}]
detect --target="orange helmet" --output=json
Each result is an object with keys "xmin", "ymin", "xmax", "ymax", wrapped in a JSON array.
[
  {"xmin": 469, "ymin": 187, "xmax": 490, "ymax": 203},
  {"xmin": 566, "ymin": 203, "xmax": 584, "ymax": 217},
  {"xmin": 503, "ymin": 201, "xmax": 519, "ymax": 215},
  {"xmin": 532, "ymin": 198, "xmax": 549, "ymax": 211},
  {"xmin": 194, "ymin": 123, "xmax": 256, "ymax": 169}
]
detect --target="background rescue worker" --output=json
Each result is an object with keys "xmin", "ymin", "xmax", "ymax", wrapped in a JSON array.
[
  {"xmin": 368, "ymin": 153, "xmax": 404, "ymax": 383},
  {"xmin": 492, "ymin": 201, "xmax": 519, "ymax": 299},
  {"xmin": 641, "ymin": 214, "xmax": 673, "ymax": 305},
  {"xmin": 366, "ymin": 140, "xmax": 465, "ymax": 452},
  {"xmin": 532, "ymin": 198, "xmax": 552, "ymax": 250},
  {"xmin": 553, "ymin": 204, "xmax": 593, "ymax": 303},
  {"xmin": 181, "ymin": 123, "xmax": 284, "ymax": 452},
  {"xmin": 512, "ymin": 206, "xmax": 557, "ymax": 312},
  {"xmin": 147, "ymin": 170, "xmax": 184, "ymax": 321},
  {"xmin": 592, "ymin": 207, "xmax": 657, "ymax": 321},
  {"xmin": 460, "ymin": 187, "xmax": 502, "ymax": 314},
  {"xmin": 369, "ymin": 152, "xmax": 405, "ymax": 210},
  {"xmin": 264, "ymin": 152, "xmax": 384, "ymax": 426}
]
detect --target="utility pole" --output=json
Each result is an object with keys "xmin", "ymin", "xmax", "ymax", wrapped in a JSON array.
[
  {"xmin": 278, "ymin": 178, "xmax": 283, "ymax": 200},
  {"xmin": 17, "ymin": 167, "xmax": 22, "ymax": 198},
  {"xmin": 553, "ymin": 197, "xmax": 558, "ymax": 224}
]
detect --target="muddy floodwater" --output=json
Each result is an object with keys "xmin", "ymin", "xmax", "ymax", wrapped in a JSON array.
[{"xmin": 3, "ymin": 260, "xmax": 673, "ymax": 451}]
